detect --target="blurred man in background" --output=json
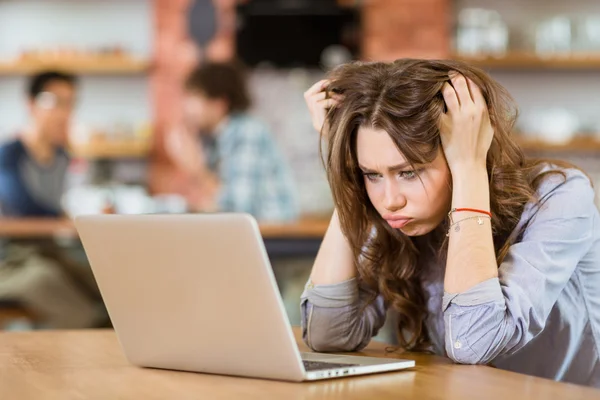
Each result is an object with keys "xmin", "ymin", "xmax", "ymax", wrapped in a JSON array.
[
  {"xmin": 0, "ymin": 71, "xmax": 105, "ymax": 330},
  {"xmin": 166, "ymin": 61, "xmax": 299, "ymax": 222},
  {"xmin": 0, "ymin": 71, "xmax": 75, "ymax": 216}
]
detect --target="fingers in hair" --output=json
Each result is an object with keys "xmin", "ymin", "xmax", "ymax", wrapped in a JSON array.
[
  {"xmin": 442, "ymin": 82, "xmax": 459, "ymax": 113},
  {"xmin": 450, "ymin": 73, "xmax": 472, "ymax": 105},
  {"xmin": 304, "ymin": 80, "xmax": 330, "ymax": 97}
]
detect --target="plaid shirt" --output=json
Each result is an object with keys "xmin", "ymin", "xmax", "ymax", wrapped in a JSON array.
[{"xmin": 204, "ymin": 113, "xmax": 299, "ymax": 222}]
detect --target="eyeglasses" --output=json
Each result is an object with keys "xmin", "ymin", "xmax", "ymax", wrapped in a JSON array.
[{"xmin": 35, "ymin": 92, "xmax": 77, "ymax": 110}]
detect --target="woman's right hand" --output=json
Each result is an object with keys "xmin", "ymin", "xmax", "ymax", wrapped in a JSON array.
[{"xmin": 303, "ymin": 79, "xmax": 339, "ymax": 136}]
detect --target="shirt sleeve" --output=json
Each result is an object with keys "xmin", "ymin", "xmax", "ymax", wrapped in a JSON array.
[
  {"xmin": 300, "ymin": 277, "xmax": 387, "ymax": 352},
  {"xmin": 442, "ymin": 170, "xmax": 597, "ymax": 364}
]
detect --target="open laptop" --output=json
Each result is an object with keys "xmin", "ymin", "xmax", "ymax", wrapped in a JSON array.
[{"xmin": 75, "ymin": 213, "xmax": 415, "ymax": 381}]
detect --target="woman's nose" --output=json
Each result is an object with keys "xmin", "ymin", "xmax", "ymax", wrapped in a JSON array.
[{"xmin": 383, "ymin": 181, "xmax": 407, "ymax": 212}]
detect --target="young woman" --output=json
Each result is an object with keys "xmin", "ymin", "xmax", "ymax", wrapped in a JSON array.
[{"xmin": 301, "ymin": 59, "xmax": 600, "ymax": 387}]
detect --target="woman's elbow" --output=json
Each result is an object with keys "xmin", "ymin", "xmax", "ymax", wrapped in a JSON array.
[
  {"xmin": 300, "ymin": 297, "xmax": 384, "ymax": 353},
  {"xmin": 305, "ymin": 336, "xmax": 362, "ymax": 353},
  {"xmin": 445, "ymin": 340, "xmax": 491, "ymax": 365},
  {"xmin": 444, "ymin": 307, "xmax": 516, "ymax": 365},
  {"xmin": 303, "ymin": 312, "xmax": 373, "ymax": 352},
  {"xmin": 304, "ymin": 324, "xmax": 369, "ymax": 352}
]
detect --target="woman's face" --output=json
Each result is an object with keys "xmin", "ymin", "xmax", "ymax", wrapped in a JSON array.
[{"xmin": 356, "ymin": 126, "xmax": 452, "ymax": 236}]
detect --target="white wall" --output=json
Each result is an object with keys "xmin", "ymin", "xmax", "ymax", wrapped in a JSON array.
[
  {"xmin": 491, "ymin": 71, "xmax": 600, "ymax": 134},
  {"xmin": 454, "ymin": 0, "xmax": 600, "ymax": 134},
  {"xmin": 0, "ymin": 0, "xmax": 152, "ymax": 140},
  {"xmin": 0, "ymin": 0, "xmax": 152, "ymax": 59},
  {"xmin": 249, "ymin": 68, "xmax": 334, "ymax": 216},
  {"xmin": 455, "ymin": 0, "xmax": 600, "ymax": 205}
]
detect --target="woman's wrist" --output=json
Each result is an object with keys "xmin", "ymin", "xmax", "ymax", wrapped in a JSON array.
[
  {"xmin": 451, "ymin": 163, "xmax": 487, "ymax": 183},
  {"xmin": 451, "ymin": 165, "xmax": 490, "ymax": 212},
  {"xmin": 448, "ymin": 158, "xmax": 487, "ymax": 176}
]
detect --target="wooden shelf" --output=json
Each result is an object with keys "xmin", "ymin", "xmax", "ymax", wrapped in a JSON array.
[
  {"xmin": 515, "ymin": 135, "xmax": 600, "ymax": 152},
  {"xmin": 453, "ymin": 52, "xmax": 600, "ymax": 70},
  {"xmin": 69, "ymin": 139, "xmax": 153, "ymax": 159},
  {"xmin": 0, "ymin": 56, "xmax": 151, "ymax": 75}
]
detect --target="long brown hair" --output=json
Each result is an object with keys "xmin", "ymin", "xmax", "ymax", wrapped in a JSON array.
[{"xmin": 323, "ymin": 59, "xmax": 570, "ymax": 351}]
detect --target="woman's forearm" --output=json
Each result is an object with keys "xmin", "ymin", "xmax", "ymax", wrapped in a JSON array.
[
  {"xmin": 444, "ymin": 165, "xmax": 498, "ymax": 293},
  {"xmin": 309, "ymin": 210, "xmax": 357, "ymax": 285}
]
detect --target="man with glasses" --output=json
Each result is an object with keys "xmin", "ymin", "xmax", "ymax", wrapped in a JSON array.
[
  {"xmin": 0, "ymin": 70, "xmax": 76, "ymax": 216},
  {"xmin": 0, "ymin": 71, "xmax": 106, "ymax": 330}
]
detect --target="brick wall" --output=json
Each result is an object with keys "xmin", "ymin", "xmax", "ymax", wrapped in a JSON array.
[
  {"xmin": 149, "ymin": 0, "xmax": 234, "ymax": 195},
  {"xmin": 362, "ymin": 0, "xmax": 450, "ymax": 61}
]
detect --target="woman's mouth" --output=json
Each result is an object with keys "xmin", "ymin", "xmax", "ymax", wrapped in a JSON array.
[{"xmin": 384, "ymin": 217, "xmax": 413, "ymax": 229}]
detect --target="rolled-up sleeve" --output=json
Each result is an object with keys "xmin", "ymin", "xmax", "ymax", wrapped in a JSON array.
[
  {"xmin": 301, "ymin": 278, "xmax": 387, "ymax": 352},
  {"xmin": 442, "ymin": 170, "xmax": 597, "ymax": 364}
]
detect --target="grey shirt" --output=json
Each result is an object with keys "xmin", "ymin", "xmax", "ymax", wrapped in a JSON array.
[
  {"xmin": 301, "ymin": 167, "xmax": 600, "ymax": 387},
  {"xmin": 0, "ymin": 138, "xmax": 68, "ymax": 217}
]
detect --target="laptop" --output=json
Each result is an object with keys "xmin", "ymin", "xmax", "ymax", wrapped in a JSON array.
[{"xmin": 74, "ymin": 213, "xmax": 415, "ymax": 382}]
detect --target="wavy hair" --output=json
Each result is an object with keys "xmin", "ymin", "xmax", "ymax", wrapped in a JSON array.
[{"xmin": 322, "ymin": 59, "xmax": 571, "ymax": 351}]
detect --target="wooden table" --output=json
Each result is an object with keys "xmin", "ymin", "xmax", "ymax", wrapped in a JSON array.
[
  {"xmin": 0, "ymin": 328, "xmax": 597, "ymax": 399},
  {"xmin": 0, "ymin": 218, "xmax": 77, "ymax": 238},
  {"xmin": 0, "ymin": 217, "xmax": 330, "ymax": 239}
]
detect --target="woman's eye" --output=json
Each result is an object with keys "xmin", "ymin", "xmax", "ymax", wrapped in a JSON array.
[
  {"xmin": 364, "ymin": 173, "xmax": 380, "ymax": 182},
  {"xmin": 400, "ymin": 170, "xmax": 417, "ymax": 180}
]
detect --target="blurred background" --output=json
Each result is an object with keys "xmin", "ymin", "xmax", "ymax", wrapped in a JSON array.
[{"xmin": 0, "ymin": 0, "xmax": 599, "ymax": 333}]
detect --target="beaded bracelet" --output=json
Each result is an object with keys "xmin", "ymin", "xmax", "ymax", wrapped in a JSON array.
[{"xmin": 446, "ymin": 215, "xmax": 491, "ymax": 237}]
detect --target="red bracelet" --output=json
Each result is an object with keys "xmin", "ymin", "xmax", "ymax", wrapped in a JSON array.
[{"xmin": 448, "ymin": 208, "xmax": 492, "ymax": 219}]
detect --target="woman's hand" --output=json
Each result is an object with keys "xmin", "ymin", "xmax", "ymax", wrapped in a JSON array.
[
  {"xmin": 439, "ymin": 73, "xmax": 494, "ymax": 173},
  {"xmin": 303, "ymin": 79, "xmax": 339, "ymax": 136}
]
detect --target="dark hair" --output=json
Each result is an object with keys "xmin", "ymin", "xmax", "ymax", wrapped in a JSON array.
[
  {"xmin": 185, "ymin": 61, "xmax": 251, "ymax": 112},
  {"xmin": 27, "ymin": 70, "xmax": 78, "ymax": 100},
  {"xmin": 323, "ymin": 59, "xmax": 573, "ymax": 351}
]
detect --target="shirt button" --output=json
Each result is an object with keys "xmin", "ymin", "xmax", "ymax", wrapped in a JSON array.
[{"xmin": 454, "ymin": 340, "xmax": 462, "ymax": 349}]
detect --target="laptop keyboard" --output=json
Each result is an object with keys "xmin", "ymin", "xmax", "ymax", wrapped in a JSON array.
[{"xmin": 302, "ymin": 360, "xmax": 359, "ymax": 371}]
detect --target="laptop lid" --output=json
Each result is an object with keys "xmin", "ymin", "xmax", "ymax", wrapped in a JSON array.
[{"xmin": 75, "ymin": 213, "xmax": 305, "ymax": 381}]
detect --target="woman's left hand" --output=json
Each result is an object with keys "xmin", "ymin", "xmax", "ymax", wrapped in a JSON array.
[{"xmin": 439, "ymin": 73, "xmax": 494, "ymax": 173}]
